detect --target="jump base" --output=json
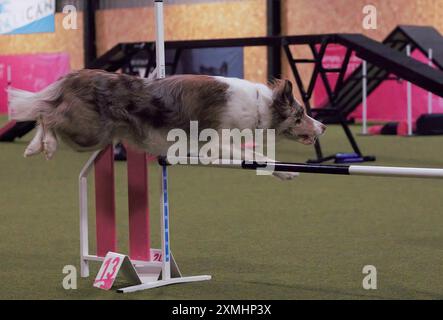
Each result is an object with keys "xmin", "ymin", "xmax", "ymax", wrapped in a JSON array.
[
  {"xmin": 89, "ymin": 250, "xmax": 210, "ymax": 293},
  {"xmin": 118, "ymin": 275, "xmax": 212, "ymax": 293}
]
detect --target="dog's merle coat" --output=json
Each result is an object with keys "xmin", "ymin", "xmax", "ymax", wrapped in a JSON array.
[{"xmin": 9, "ymin": 69, "xmax": 325, "ymax": 173}]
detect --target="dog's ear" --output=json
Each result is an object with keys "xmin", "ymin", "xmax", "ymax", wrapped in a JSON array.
[
  {"xmin": 272, "ymin": 79, "xmax": 295, "ymax": 116},
  {"xmin": 274, "ymin": 79, "xmax": 295, "ymax": 103},
  {"xmin": 282, "ymin": 80, "xmax": 294, "ymax": 103}
]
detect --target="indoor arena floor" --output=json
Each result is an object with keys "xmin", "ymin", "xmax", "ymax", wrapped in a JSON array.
[{"xmin": 1, "ymin": 116, "xmax": 443, "ymax": 299}]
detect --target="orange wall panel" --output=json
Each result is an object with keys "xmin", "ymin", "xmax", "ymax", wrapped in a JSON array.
[
  {"xmin": 96, "ymin": 0, "xmax": 267, "ymax": 82},
  {"xmin": 1, "ymin": 1, "xmax": 268, "ymax": 81}
]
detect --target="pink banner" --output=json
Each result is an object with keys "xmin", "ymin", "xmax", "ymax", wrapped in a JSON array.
[
  {"xmin": 0, "ymin": 53, "xmax": 70, "ymax": 114},
  {"xmin": 313, "ymin": 44, "xmax": 443, "ymax": 122}
]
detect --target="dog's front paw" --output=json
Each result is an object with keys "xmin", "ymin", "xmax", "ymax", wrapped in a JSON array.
[{"xmin": 272, "ymin": 171, "xmax": 299, "ymax": 181}]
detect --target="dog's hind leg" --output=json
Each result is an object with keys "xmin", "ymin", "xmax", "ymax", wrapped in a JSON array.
[
  {"xmin": 24, "ymin": 124, "xmax": 44, "ymax": 157},
  {"xmin": 24, "ymin": 120, "xmax": 59, "ymax": 159},
  {"xmin": 42, "ymin": 128, "xmax": 58, "ymax": 160}
]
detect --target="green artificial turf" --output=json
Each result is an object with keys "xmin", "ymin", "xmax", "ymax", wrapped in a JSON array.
[{"xmin": 1, "ymin": 115, "xmax": 443, "ymax": 299}]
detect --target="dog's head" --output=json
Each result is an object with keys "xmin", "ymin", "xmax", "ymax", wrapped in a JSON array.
[{"xmin": 271, "ymin": 79, "xmax": 326, "ymax": 145}]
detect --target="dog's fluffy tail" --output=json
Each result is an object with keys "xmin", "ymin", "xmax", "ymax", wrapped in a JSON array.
[
  {"xmin": 8, "ymin": 81, "xmax": 60, "ymax": 121},
  {"xmin": 8, "ymin": 81, "xmax": 62, "ymax": 159}
]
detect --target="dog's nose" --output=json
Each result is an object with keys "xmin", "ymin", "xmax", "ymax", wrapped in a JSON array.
[
  {"xmin": 317, "ymin": 123, "xmax": 326, "ymax": 135},
  {"xmin": 320, "ymin": 123, "xmax": 326, "ymax": 134}
]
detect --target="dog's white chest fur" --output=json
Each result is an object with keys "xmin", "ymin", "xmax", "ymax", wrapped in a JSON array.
[{"xmin": 213, "ymin": 76, "xmax": 273, "ymax": 130}]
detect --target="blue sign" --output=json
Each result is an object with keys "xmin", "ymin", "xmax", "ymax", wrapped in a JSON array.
[{"xmin": 0, "ymin": 0, "xmax": 55, "ymax": 35}]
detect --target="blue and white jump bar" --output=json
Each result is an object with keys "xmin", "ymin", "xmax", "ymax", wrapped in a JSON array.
[{"xmin": 162, "ymin": 156, "xmax": 443, "ymax": 179}]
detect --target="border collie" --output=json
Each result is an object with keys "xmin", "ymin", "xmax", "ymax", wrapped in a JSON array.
[{"xmin": 8, "ymin": 69, "xmax": 325, "ymax": 180}]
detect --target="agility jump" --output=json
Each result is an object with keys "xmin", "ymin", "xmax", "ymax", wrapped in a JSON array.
[{"xmin": 79, "ymin": 147, "xmax": 443, "ymax": 293}]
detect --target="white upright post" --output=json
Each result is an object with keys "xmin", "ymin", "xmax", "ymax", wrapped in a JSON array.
[
  {"xmin": 7, "ymin": 65, "xmax": 12, "ymax": 120},
  {"xmin": 79, "ymin": 151, "xmax": 101, "ymax": 278},
  {"xmin": 154, "ymin": 0, "xmax": 171, "ymax": 282},
  {"xmin": 155, "ymin": 1, "xmax": 166, "ymax": 80},
  {"xmin": 406, "ymin": 45, "xmax": 413, "ymax": 136},
  {"xmin": 427, "ymin": 48, "xmax": 433, "ymax": 114},
  {"xmin": 362, "ymin": 60, "xmax": 368, "ymax": 135}
]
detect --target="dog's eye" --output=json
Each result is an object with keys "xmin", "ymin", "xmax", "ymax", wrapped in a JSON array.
[
  {"xmin": 294, "ymin": 112, "xmax": 304, "ymax": 125},
  {"xmin": 295, "ymin": 115, "xmax": 303, "ymax": 125}
]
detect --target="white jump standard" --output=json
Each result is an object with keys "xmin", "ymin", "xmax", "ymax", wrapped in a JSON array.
[{"xmin": 80, "ymin": 0, "xmax": 210, "ymax": 294}]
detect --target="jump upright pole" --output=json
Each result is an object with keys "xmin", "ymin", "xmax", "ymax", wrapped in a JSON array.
[
  {"xmin": 162, "ymin": 157, "xmax": 443, "ymax": 179},
  {"xmin": 117, "ymin": 0, "xmax": 211, "ymax": 293},
  {"xmin": 155, "ymin": 0, "xmax": 171, "ymax": 283}
]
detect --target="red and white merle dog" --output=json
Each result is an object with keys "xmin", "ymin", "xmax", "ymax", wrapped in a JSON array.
[{"xmin": 9, "ymin": 70, "xmax": 325, "ymax": 180}]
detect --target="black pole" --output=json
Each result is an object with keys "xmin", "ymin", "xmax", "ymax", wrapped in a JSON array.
[
  {"xmin": 266, "ymin": 0, "xmax": 281, "ymax": 80},
  {"xmin": 158, "ymin": 156, "xmax": 351, "ymax": 175},
  {"xmin": 241, "ymin": 161, "xmax": 350, "ymax": 175},
  {"xmin": 83, "ymin": 0, "xmax": 97, "ymax": 68}
]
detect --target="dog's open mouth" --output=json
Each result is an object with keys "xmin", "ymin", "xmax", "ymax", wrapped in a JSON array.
[{"xmin": 297, "ymin": 135, "xmax": 316, "ymax": 145}]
